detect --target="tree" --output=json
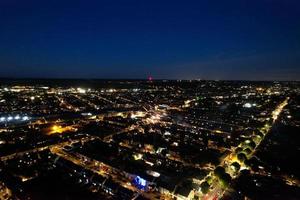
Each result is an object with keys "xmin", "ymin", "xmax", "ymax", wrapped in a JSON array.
[
  {"xmin": 257, "ymin": 132, "xmax": 264, "ymax": 138},
  {"xmin": 243, "ymin": 148, "xmax": 252, "ymax": 155},
  {"xmin": 200, "ymin": 181, "xmax": 210, "ymax": 194},
  {"xmin": 219, "ymin": 173, "xmax": 232, "ymax": 188},
  {"xmin": 214, "ymin": 166, "xmax": 225, "ymax": 178},
  {"xmin": 237, "ymin": 153, "xmax": 247, "ymax": 162},
  {"xmin": 231, "ymin": 162, "xmax": 241, "ymax": 172},
  {"xmin": 244, "ymin": 158, "xmax": 251, "ymax": 166},
  {"xmin": 245, "ymin": 157, "xmax": 260, "ymax": 171},
  {"xmin": 206, "ymin": 176, "xmax": 213, "ymax": 184},
  {"xmin": 248, "ymin": 141, "xmax": 256, "ymax": 149},
  {"xmin": 235, "ymin": 147, "xmax": 243, "ymax": 153}
]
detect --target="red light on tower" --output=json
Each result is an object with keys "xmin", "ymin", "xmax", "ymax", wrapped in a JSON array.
[{"xmin": 148, "ymin": 76, "xmax": 153, "ymax": 81}]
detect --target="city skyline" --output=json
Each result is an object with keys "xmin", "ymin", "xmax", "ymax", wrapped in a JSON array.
[{"xmin": 0, "ymin": 80, "xmax": 299, "ymax": 200}]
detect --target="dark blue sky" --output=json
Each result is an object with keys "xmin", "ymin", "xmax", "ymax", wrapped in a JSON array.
[{"xmin": 0, "ymin": 0, "xmax": 299, "ymax": 80}]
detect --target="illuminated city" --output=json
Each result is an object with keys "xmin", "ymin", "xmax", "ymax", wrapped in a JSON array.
[
  {"xmin": 1, "ymin": 0, "xmax": 300, "ymax": 199},
  {"xmin": 0, "ymin": 80, "xmax": 299, "ymax": 200}
]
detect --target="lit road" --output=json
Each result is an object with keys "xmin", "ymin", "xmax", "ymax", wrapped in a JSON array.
[
  {"xmin": 199, "ymin": 97, "xmax": 289, "ymax": 200},
  {"xmin": 51, "ymin": 145, "xmax": 162, "ymax": 200},
  {"xmin": 0, "ymin": 136, "xmax": 97, "ymax": 162},
  {"xmin": 103, "ymin": 124, "xmax": 139, "ymax": 142}
]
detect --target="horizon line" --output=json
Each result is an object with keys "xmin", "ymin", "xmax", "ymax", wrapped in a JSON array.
[{"xmin": 0, "ymin": 77, "xmax": 299, "ymax": 82}]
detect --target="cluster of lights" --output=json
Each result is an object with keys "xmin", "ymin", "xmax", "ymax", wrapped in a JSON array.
[
  {"xmin": 130, "ymin": 111, "xmax": 146, "ymax": 119},
  {"xmin": 243, "ymin": 103, "xmax": 257, "ymax": 108},
  {"xmin": 147, "ymin": 114, "xmax": 161, "ymax": 124},
  {"xmin": 81, "ymin": 112, "xmax": 93, "ymax": 116},
  {"xmin": 49, "ymin": 125, "xmax": 77, "ymax": 135},
  {"xmin": 77, "ymin": 88, "xmax": 86, "ymax": 94},
  {"xmin": 0, "ymin": 115, "xmax": 30, "ymax": 123}
]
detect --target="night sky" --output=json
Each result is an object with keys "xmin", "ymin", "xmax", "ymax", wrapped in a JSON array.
[{"xmin": 0, "ymin": 0, "xmax": 300, "ymax": 80}]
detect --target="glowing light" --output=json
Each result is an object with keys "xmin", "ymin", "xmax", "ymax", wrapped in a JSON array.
[
  {"xmin": 243, "ymin": 103, "xmax": 252, "ymax": 108},
  {"xmin": 145, "ymin": 161, "xmax": 154, "ymax": 166},
  {"xmin": 77, "ymin": 88, "xmax": 86, "ymax": 94},
  {"xmin": 49, "ymin": 125, "xmax": 77, "ymax": 135},
  {"xmin": 134, "ymin": 176, "xmax": 147, "ymax": 189},
  {"xmin": 131, "ymin": 111, "xmax": 146, "ymax": 119},
  {"xmin": 0, "ymin": 115, "xmax": 30, "ymax": 122},
  {"xmin": 133, "ymin": 153, "xmax": 143, "ymax": 160},
  {"xmin": 172, "ymin": 142, "xmax": 178, "ymax": 146},
  {"xmin": 52, "ymin": 125, "xmax": 61, "ymax": 132},
  {"xmin": 164, "ymin": 131, "xmax": 171, "ymax": 136},
  {"xmin": 22, "ymin": 116, "xmax": 29, "ymax": 121},
  {"xmin": 81, "ymin": 112, "xmax": 92, "ymax": 116},
  {"xmin": 146, "ymin": 170, "xmax": 160, "ymax": 178}
]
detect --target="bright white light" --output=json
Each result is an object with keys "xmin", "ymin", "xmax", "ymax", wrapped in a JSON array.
[
  {"xmin": 22, "ymin": 116, "xmax": 29, "ymax": 121},
  {"xmin": 164, "ymin": 131, "xmax": 171, "ymax": 136},
  {"xmin": 81, "ymin": 113, "xmax": 92, "ymax": 116},
  {"xmin": 146, "ymin": 170, "xmax": 160, "ymax": 178},
  {"xmin": 30, "ymin": 96, "xmax": 35, "ymax": 100},
  {"xmin": 77, "ymin": 88, "xmax": 86, "ymax": 94},
  {"xmin": 0, "ymin": 117, "xmax": 5, "ymax": 122},
  {"xmin": 243, "ymin": 103, "xmax": 252, "ymax": 108},
  {"xmin": 15, "ymin": 115, "xmax": 20, "ymax": 120},
  {"xmin": 7, "ymin": 116, "xmax": 13, "ymax": 121}
]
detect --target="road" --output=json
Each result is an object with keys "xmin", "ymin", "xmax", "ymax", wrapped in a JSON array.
[
  {"xmin": 50, "ymin": 144, "xmax": 163, "ymax": 200},
  {"xmin": 199, "ymin": 97, "xmax": 289, "ymax": 200},
  {"xmin": 0, "ymin": 136, "xmax": 97, "ymax": 162}
]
